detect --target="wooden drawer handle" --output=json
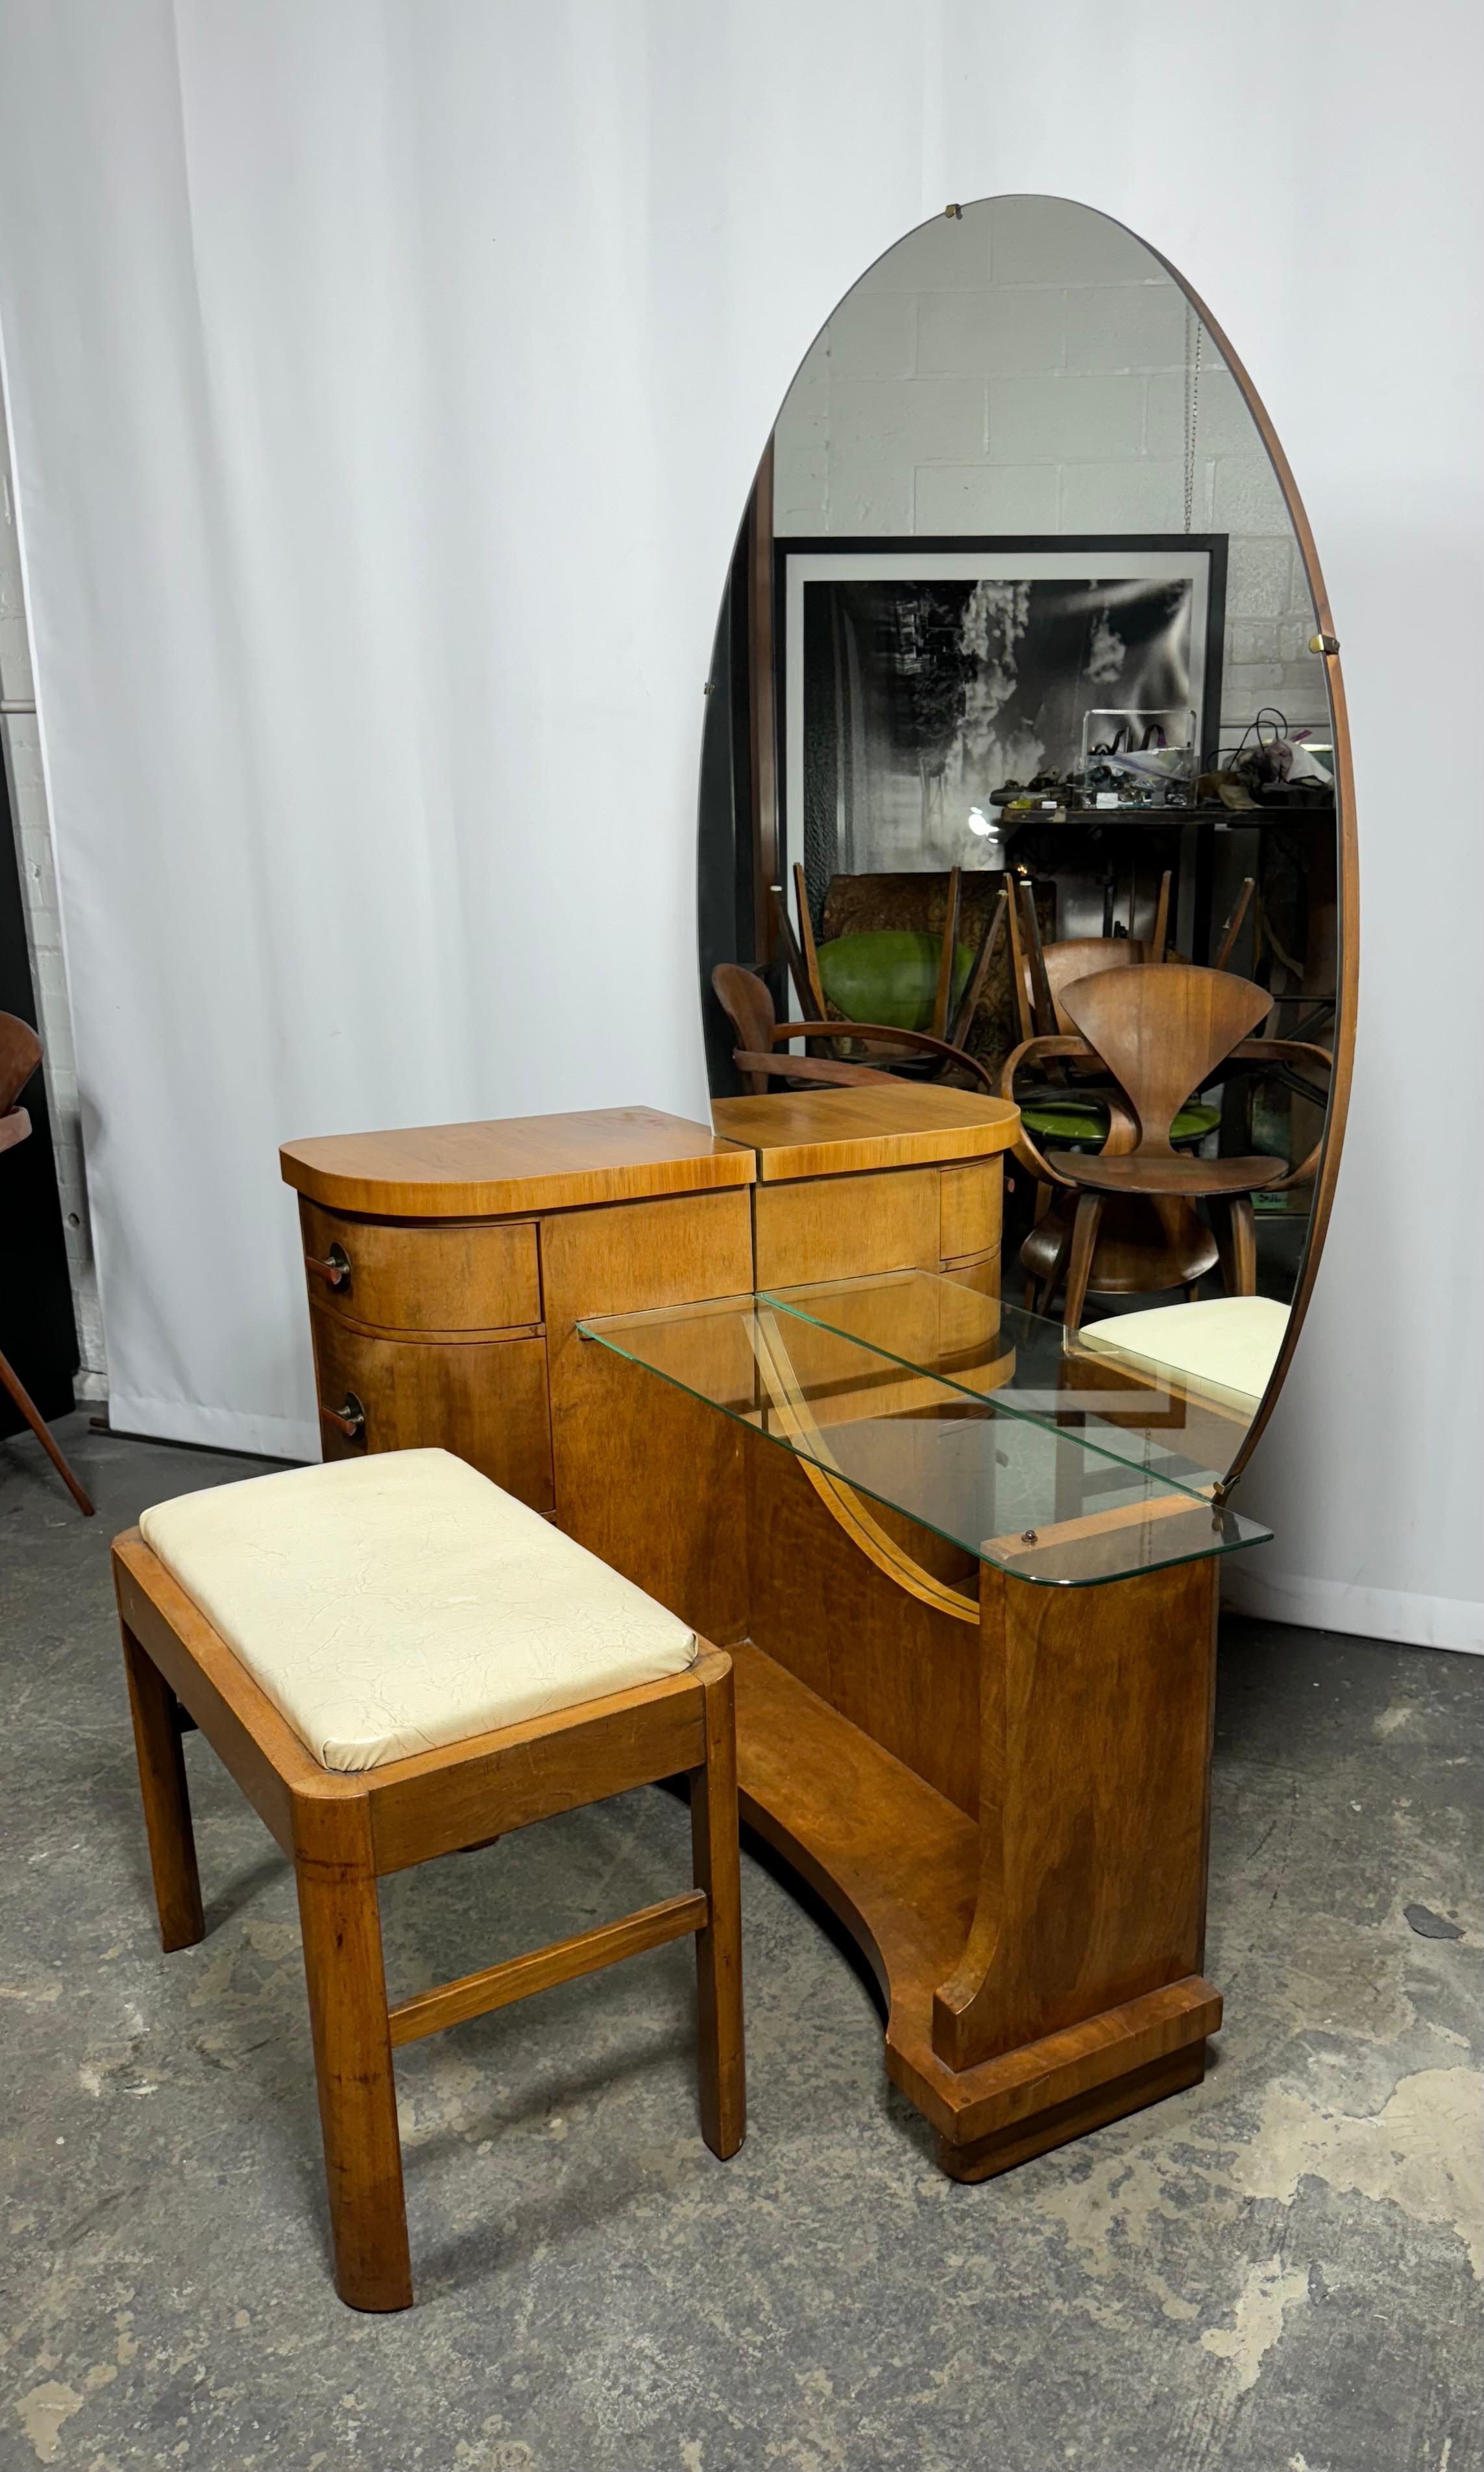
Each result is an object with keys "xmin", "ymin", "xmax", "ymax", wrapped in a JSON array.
[
  {"xmin": 305, "ymin": 1242, "xmax": 351, "ymax": 1290},
  {"xmin": 319, "ymin": 1391, "xmax": 366, "ymax": 1439}
]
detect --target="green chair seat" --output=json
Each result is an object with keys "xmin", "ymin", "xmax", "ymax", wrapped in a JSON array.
[
  {"xmin": 1022, "ymin": 1101, "xmax": 1109, "ymax": 1148},
  {"xmin": 816, "ymin": 931, "xmax": 975, "ymax": 1035},
  {"xmin": 1024, "ymin": 1098, "xmax": 1222, "ymax": 1153}
]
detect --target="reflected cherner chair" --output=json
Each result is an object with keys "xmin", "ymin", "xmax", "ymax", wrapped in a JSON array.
[
  {"xmin": 0, "ymin": 1011, "xmax": 93, "ymax": 1516},
  {"xmin": 1003, "ymin": 877, "xmax": 1265, "ymax": 1303},
  {"xmin": 999, "ymin": 963, "xmax": 1332, "ymax": 1336}
]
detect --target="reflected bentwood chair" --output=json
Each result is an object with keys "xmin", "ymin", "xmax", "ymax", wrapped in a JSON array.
[
  {"xmin": 0, "ymin": 1011, "xmax": 93, "ymax": 1516},
  {"xmin": 999, "ymin": 964, "xmax": 1332, "ymax": 1337},
  {"xmin": 711, "ymin": 963, "xmax": 1000, "ymax": 1097},
  {"xmin": 736, "ymin": 862, "xmax": 1012, "ymax": 1090}
]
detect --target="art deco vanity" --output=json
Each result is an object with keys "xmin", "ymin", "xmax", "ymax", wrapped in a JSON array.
[
  {"xmin": 278, "ymin": 192, "xmax": 1355, "ymax": 2187},
  {"xmin": 281, "ymin": 1086, "xmax": 1271, "ymax": 2179}
]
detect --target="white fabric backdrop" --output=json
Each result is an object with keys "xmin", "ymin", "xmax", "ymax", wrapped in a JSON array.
[{"xmin": 0, "ymin": 0, "xmax": 1479, "ymax": 1648}]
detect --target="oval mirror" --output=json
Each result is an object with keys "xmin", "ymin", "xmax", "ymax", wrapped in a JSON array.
[{"xmin": 698, "ymin": 193, "xmax": 1355, "ymax": 1497}]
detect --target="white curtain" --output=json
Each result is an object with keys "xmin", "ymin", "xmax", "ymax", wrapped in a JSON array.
[{"xmin": 1, "ymin": 0, "xmax": 1479, "ymax": 1648}]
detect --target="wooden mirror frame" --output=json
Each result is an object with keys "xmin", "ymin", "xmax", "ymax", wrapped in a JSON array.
[
  {"xmin": 701, "ymin": 199, "xmax": 1357, "ymax": 1499},
  {"xmin": 1142, "ymin": 242, "xmax": 1357, "ymax": 1491}
]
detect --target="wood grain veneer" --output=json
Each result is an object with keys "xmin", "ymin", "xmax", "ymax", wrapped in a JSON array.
[
  {"xmin": 309, "ymin": 1316, "xmax": 555, "ymax": 1513},
  {"xmin": 299, "ymin": 1199, "xmax": 541, "ymax": 1334},
  {"xmin": 711, "ymin": 1084, "xmax": 1019, "ymax": 1180},
  {"xmin": 282, "ymin": 1107, "xmax": 754, "ymax": 1218}
]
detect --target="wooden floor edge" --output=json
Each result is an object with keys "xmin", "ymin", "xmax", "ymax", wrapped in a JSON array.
[{"xmin": 886, "ymin": 1976, "xmax": 1222, "ymax": 2147}]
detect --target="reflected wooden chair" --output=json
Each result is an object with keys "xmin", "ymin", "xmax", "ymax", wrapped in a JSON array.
[
  {"xmin": 783, "ymin": 862, "xmax": 965, "ymax": 1045},
  {"xmin": 771, "ymin": 866, "xmax": 1010, "ymax": 1081},
  {"xmin": 711, "ymin": 962, "xmax": 1001, "ymax": 1097},
  {"xmin": 1007, "ymin": 869, "xmax": 1252, "ymax": 1046},
  {"xmin": 0, "ymin": 1011, "xmax": 93, "ymax": 1516},
  {"xmin": 1004, "ymin": 878, "xmax": 1259, "ymax": 1306},
  {"xmin": 1000, "ymin": 964, "xmax": 1332, "ymax": 1336}
]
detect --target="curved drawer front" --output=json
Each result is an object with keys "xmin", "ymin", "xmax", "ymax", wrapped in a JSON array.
[
  {"xmin": 299, "ymin": 1199, "xmax": 541, "ymax": 1335},
  {"xmin": 938, "ymin": 1160, "xmax": 1003, "ymax": 1264},
  {"xmin": 310, "ymin": 1316, "xmax": 554, "ymax": 1515}
]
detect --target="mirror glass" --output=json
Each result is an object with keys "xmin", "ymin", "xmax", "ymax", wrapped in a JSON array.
[{"xmin": 698, "ymin": 195, "xmax": 1347, "ymax": 1484}]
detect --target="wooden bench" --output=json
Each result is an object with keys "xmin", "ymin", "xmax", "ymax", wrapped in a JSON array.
[{"xmin": 112, "ymin": 1448, "xmax": 745, "ymax": 2310}]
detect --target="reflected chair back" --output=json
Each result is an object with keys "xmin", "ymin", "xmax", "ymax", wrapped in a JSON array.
[
  {"xmin": 1033, "ymin": 938, "xmax": 1149, "ymax": 1036},
  {"xmin": 1058, "ymin": 964, "xmax": 1272, "ymax": 1155}
]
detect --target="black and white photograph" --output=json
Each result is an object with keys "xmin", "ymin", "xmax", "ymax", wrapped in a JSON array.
[{"xmin": 781, "ymin": 538, "xmax": 1226, "ymax": 881}]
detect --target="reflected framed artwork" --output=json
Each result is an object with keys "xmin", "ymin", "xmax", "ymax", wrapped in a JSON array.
[{"xmin": 777, "ymin": 535, "xmax": 1228, "ymax": 882}]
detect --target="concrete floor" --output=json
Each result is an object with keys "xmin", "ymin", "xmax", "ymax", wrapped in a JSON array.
[{"xmin": 2, "ymin": 1417, "xmax": 1479, "ymax": 2472}]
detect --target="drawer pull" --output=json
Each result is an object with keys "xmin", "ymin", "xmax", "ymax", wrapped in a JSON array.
[
  {"xmin": 305, "ymin": 1242, "xmax": 352, "ymax": 1290},
  {"xmin": 320, "ymin": 1391, "xmax": 366, "ymax": 1439}
]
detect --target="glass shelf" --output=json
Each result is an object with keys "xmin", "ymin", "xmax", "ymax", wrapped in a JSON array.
[
  {"xmin": 578, "ymin": 1286, "xmax": 1271, "ymax": 1589},
  {"xmin": 760, "ymin": 1269, "xmax": 1240, "ymax": 1495}
]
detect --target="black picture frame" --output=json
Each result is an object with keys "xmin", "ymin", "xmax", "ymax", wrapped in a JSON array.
[{"xmin": 775, "ymin": 533, "xmax": 1228, "ymax": 890}]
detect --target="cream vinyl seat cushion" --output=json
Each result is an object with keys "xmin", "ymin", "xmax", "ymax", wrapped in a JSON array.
[
  {"xmin": 1078, "ymin": 1294, "xmax": 1289, "ymax": 1414},
  {"xmin": 139, "ymin": 1448, "xmax": 697, "ymax": 1774}
]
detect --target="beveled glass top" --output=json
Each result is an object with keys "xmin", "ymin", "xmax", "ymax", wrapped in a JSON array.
[
  {"xmin": 760, "ymin": 1270, "xmax": 1239, "ymax": 1492},
  {"xmin": 578, "ymin": 1273, "xmax": 1271, "ymax": 1589}
]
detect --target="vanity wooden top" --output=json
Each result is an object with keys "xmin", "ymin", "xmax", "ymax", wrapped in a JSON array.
[
  {"xmin": 280, "ymin": 1106, "xmax": 754, "ymax": 1219},
  {"xmin": 710, "ymin": 1084, "xmax": 1020, "ymax": 1181}
]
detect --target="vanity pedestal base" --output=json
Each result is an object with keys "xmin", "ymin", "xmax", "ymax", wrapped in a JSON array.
[{"xmin": 728, "ymin": 1475, "xmax": 1223, "ymax": 2181}]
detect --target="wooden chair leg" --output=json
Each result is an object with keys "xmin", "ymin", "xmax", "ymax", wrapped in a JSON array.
[
  {"xmin": 121, "ymin": 1625, "xmax": 204, "ymax": 1952},
  {"xmin": 0, "ymin": 1345, "xmax": 93, "ymax": 1514},
  {"xmin": 1025, "ymin": 1206, "xmax": 1073, "ymax": 1318},
  {"xmin": 1215, "ymin": 1196, "xmax": 1258, "ymax": 1296},
  {"xmin": 293, "ymin": 1799, "xmax": 412, "ymax": 2312},
  {"xmin": 1062, "ymin": 1194, "xmax": 1103, "ymax": 1338},
  {"xmin": 689, "ymin": 1658, "xmax": 746, "ymax": 2160}
]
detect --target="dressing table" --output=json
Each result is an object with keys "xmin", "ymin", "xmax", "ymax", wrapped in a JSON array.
[{"xmin": 281, "ymin": 1091, "xmax": 1267, "ymax": 2179}]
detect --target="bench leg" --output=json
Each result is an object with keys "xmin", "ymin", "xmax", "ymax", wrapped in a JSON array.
[
  {"xmin": 121, "ymin": 1624, "xmax": 204, "ymax": 1952},
  {"xmin": 293, "ymin": 1800, "xmax": 413, "ymax": 2311},
  {"xmin": 690, "ymin": 1658, "xmax": 746, "ymax": 2160}
]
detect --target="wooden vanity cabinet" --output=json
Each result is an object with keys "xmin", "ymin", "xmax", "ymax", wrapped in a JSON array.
[
  {"xmin": 710, "ymin": 1083, "xmax": 1010, "ymax": 1296},
  {"xmin": 282, "ymin": 1110, "xmax": 758, "ymax": 1548},
  {"xmin": 283, "ymin": 1091, "xmax": 1259, "ymax": 2194},
  {"xmin": 282, "ymin": 1086, "xmax": 1016, "ymax": 1555}
]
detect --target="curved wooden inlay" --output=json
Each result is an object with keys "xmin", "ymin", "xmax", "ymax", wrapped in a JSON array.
[{"xmin": 747, "ymin": 1310, "xmax": 979, "ymax": 1625}]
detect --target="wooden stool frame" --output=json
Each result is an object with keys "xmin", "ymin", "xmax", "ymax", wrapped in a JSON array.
[{"xmin": 112, "ymin": 1528, "xmax": 745, "ymax": 2312}]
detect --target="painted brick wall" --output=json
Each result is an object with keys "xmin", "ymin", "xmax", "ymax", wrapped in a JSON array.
[
  {"xmin": 772, "ymin": 196, "xmax": 1326, "ymax": 743},
  {"xmin": 1, "ymin": 388, "xmax": 107, "ymax": 1399}
]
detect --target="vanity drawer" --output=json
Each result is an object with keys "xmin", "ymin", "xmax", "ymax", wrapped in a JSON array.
[
  {"xmin": 310, "ymin": 1315, "xmax": 554, "ymax": 1513},
  {"xmin": 299, "ymin": 1199, "xmax": 541, "ymax": 1335},
  {"xmin": 938, "ymin": 1160, "xmax": 1003, "ymax": 1264},
  {"xmin": 939, "ymin": 1248, "xmax": 1001, "ymax": 1299},
  {"xmin": 752, "ymin": 1168, "xmax": 942, "ymax": 1289}
]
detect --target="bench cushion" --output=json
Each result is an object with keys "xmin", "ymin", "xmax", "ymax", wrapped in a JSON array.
[
  {"xmin": 139, "ymin": 1448, "xmax": 696, "ymax": 1772},
  {"xmin": 1079, "ymin": 1294, "xmax": 1289, "ymax": 1413}
]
